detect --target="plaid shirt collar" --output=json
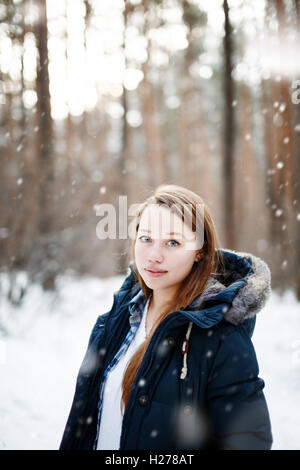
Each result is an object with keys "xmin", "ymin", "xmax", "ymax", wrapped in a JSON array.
[{"xmin": 128, "ymin": 289, "xmax": 151, "ymax": 327}]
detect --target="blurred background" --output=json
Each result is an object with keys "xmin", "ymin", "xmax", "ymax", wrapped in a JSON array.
[
  {"xmin": 0, "ymin": 0, "xmax": 300, "ymax": 450},
  {"xmin": 0, "ymin": 0, "xmax": 299, "ymax": 297}
]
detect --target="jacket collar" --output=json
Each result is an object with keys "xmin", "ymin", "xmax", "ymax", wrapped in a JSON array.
[
  {"xmin": 128, "ymin": 289, "xmax": 150, "ymax": 326},
  {"xmin": 185, "ymin": 248, "xmax": 272, "ymax": 326}
]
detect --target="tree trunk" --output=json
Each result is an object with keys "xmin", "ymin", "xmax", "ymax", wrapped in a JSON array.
[
  {"xmin": 292, "ymin": 0, "xmax": 300, "ymax": 299},
  {"xmin": 237, "ymin": 81, "xmax": 258, "ymax": 248},
  {"xmin": 273, "ymin": 0, "xmax": 294, "ymax": 288},
  {"xmin": 35, "ymin": 0, "xmax": 53, "ymax": 232},
  {"xmin": 117, "ymin": 0, "xmax": 132, "ymax": 274},
  {"xmin": 222, "ymin": 0, "xmax": 235, "ymax": 249},
  {"xmin": 34, "ymin": 0, "xmax": 55, "ymax": 289},
  {"xmin": 140, "ymin": 0, "xmax": 166, "ymax": 188}
]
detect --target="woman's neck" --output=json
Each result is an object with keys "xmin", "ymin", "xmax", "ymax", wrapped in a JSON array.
[
  {"xmin": 145, "ymin": 287, "xmax": 178, "ymax": 337},
  {"xmin": 149, "ymin": 287, "xmax": 177, "ymax": 314}
]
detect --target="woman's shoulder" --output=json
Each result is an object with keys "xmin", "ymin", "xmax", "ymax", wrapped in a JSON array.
[
  {"xmin": 211, "ymin": 316, "xmax": 257, "ymax": 346},
  {"xmin": 191, "ymin": 317, "xmax": 257, "ymax": 362},
  {"xmin": 208, "ymin": 318, "xmax": 259, "ymax": 367}
]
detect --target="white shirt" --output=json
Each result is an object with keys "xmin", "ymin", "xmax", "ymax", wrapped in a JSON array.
[{"xmin": 96, "ymin": 296, "xmax": 150, "ymax": 450}]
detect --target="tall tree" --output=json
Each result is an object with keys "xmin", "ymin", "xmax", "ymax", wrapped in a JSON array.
[
  {"xmin": 140, "ymin": 0, "xmax": 166, "ymax": 188},
  {"xmin": 275, "ymin": 0, "xmax": 294, "ymax": 207},
  {"xmin": 180, "ymin": 0, "xmax": 208, "ymax": 191},
  {"xmin": 261, "ymin": 0, "xmax": 293, "ymax": 286},
  {"xmin": 117, "ymin": 0, "xmax": 133, "ymax": 273},
  {"xmin": 34, "ymin": 0, "xmax": 54, "ymax": 288},
  {"xmin": 0, "ymin": 1, "xmax": 15, "ymax": 271},
  {"xmin": 222, "ymin": 0, "xmax": 235, "ymax": 249},
  {"xmin": 292, "ymin": 0, "xmax": 300, "ymax": 299}
]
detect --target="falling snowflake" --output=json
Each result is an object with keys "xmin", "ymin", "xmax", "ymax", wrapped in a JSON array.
[
  {"xmin": 277, "ymin": 161, "xmax": 284, "ymax": 169},
  {"xmin": 279, "ymin": 103, "xmax": 286, "ymax": 112},
  {"xmin": 17, "ymin": 178, "xmax": 23, "ymax": 185},
  {"xmin": 0, "ymin": 227, "xmax": 9, "ymax": 239},
  {"xmin": 138, "ymin": 378, "xmax": 146, "ymax": 387},
  {"xmin": 283, "ymin": 137, "xmax": 290, "ymax": 144},
  {"xmin": 100, "ymin": 186, "xmax": 106, "ymax": 194},
  {"xmin": 275, "ymin": 209, "xmax": 283, "ymax": 217},
  {"xmin": 225, "ymin": 403, "xmax": 233, "ymax": 412}
]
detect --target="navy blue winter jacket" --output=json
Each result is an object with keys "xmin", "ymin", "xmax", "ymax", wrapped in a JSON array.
[{"xmin": 59, "ymin": 249, "xmax": 273, "ymax": 450}]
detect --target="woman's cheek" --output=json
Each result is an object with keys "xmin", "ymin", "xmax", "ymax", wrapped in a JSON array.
[
  {"xmin": 135, "ymin": 243, "xmax": 147, "ymax": 269},
  {"xmin": 172, "ymin": 251, "xmax": 196, "ymax": 275},
  {"xmin": 134, "ymin": 241, "xmax": 143, "ymax": 257}
]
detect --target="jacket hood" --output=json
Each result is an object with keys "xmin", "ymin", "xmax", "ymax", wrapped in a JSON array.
[
  {"xmin": 187, "ymin": 248, "xmax": 272, "ymax": 326},
  {"xmin": 125, "ymin": 248, "xmax": 271, "ymax": 329}
]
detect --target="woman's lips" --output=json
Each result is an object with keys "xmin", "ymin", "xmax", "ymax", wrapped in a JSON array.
[{"xmin": 145, "ymin": 268, "xmax": 168, "ymax": 277}]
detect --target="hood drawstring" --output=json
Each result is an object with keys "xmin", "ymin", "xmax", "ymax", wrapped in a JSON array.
[{"xmin": 180, "ymin": 322, "xmax": 193, "ymax": 380}]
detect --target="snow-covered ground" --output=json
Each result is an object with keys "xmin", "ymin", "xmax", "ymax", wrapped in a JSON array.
[{"xmin": 0, "ymin": 271, "xmax": 299, "ymax": 450}]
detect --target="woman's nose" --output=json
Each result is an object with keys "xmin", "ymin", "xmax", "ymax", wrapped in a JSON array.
[{"xmin": 148, "ymin": 242, "xmax": 164, "ymax": 262}]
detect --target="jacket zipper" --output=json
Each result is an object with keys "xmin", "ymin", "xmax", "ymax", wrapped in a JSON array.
[{"xmin": 119, "ymin": 311, "xmax": 189, "ymax": 449}]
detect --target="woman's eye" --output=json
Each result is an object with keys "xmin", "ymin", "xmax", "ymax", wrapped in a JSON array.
[
  {"xmin": 139, "ymin": 236, "xmax": 151, "ymax": 242},
  {"xmin": 167, "ymin": 240, "xmax": 180, "ymax": 247},
  {"xmin": 138, "ymin": 236, "xmax": 179, "ymax": 247}
]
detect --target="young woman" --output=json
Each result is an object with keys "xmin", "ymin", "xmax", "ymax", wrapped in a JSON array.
[{"xmin": 59, "ymin": 184, "xmax": 273, "ymax": 450}]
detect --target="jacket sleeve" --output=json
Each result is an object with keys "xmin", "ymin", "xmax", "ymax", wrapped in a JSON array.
[
  {"xmin": 59, "ymin": 309, "xmax": 111, "ymax": 449},
  {"xmin": 206, "ymin": 325, "xmax": 273, "ymax": 450}
]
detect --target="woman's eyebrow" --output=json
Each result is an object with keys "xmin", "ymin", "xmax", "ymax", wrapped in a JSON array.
[{"xmin": 139, "ymin": 229, "xmax": 186, "ymax": 238}]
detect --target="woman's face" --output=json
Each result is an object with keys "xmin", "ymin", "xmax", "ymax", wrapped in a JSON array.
[{"xmin": 134, "ymin": 204, "xmax": 199, "ymax": 292}]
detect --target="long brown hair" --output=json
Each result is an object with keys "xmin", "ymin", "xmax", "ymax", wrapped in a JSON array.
[{"xmin": 121, "ymin": 184, "xmax": 224, "ymax": 413}]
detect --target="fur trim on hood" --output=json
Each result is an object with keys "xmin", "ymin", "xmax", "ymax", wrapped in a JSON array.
[{"xmin": 190, "ymin": 248, "xmax": 272, "ymax": 326}]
